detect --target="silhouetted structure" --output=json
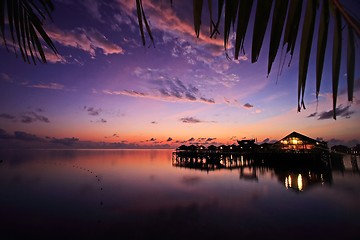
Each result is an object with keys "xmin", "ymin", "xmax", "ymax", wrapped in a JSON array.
[
  {"xmin": 237, "ymin": 139, "xmax": 257, "ymax": 152},
  {"xmin": 331, "ymin": 145, "xmax": 350, "ymax": 154},
  {"xmin": 350, "ymin": 144, "xmax": 360, "ymax": 155},
  {"xmin": 176, "ymin": 131, "xmax": 329, "ymax": 158},
  {"xmin": 273, "ymin": 131, "xmax": 328, "ymax": 153}
]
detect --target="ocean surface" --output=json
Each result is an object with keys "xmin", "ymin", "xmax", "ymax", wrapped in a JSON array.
[{"xmin": 0, "ymin": 149, "xmax": 359, "ymax": 239}]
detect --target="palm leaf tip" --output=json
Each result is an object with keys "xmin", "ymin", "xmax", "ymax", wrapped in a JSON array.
[
  {"xmin": 316, "ymin": 0, "xmax": 329, "ymax": 99},
  {"xmin": 298, "ymin": 0, "xmax": 317, "ymax": 112},
  {"xmin": 268, "ymin": 0, "xmax": 288, "ymax": 76},
  {"xmin": 332, "ymin": 8, "xmax": 342, "ymax": 119},
  {"xmin": 193, "ymin": 0, "xmax": 203, "ymax": 38},
  {"xmin": 347, "ymin": 26, "xmax": 355, "ymax": 102},
  {"xmin": 251, "ymin": 0, "xmax": 273, "ymax": 63}
]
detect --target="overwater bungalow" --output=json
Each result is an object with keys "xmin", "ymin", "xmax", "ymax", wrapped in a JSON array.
[
  {"xmin": 175, "ymin": 131, "xmax": 329, "ymax": 161},
  {"xmin": 273, "ymin": 131, "xmax": 328, "ymax": 153},
  {"xmin": 331, "ymin": 145, "xmax": 350, "ymax": 154},
  {"xmin": 350, "ymin": 145, "xmax": 360, "ymax": 155},
  {"xmin": 237, "ymin": 139, "xmax": 256, "ymax": 152}
]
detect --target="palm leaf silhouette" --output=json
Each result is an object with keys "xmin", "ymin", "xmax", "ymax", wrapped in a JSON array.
[
  {"xmin": 136, "ymin": 0, "xmax": 359, "ymax": 119},
  {"xmin": 1, "ymin": 0, "xmax": 359, "ymax": 119},
  {"xmin": 0, "ymin": 0, "xmax": 57, "ymax": 64}
]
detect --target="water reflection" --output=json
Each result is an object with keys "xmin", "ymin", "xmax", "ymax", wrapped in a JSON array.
[
  {"xmin": 172, "ymin": 151, "xmax": 337, "ymax": 192},
  {"xmin": 0, "ymin": 149, "xmax": 359, "ymax": 239}
]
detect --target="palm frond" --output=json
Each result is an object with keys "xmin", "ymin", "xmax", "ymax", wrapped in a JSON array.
[
  {"xmin": 0, "ymin": 0, "xmax": 57, "ymax": 64},
  {"xmin": 347, "ymin": 26, "xmax": 355, "ymax": 102},
  {"xmin": 234, "ymin": 0, "xmax": 252, "ymax": 58},
  {"xmin": 268, "ymin": 0, "xmax": 288, "ymax": 76},
  {"xmin": 332, "ymin": 7, "xmax": 342, "ymax": 119},
  {"xmin": 251, "ymin": 0, "xmax": 273, "ymax": 63},
  {"xmin": 193, "ymin": 0, "xmax": 203, "ymax": 38},
  {"xmin": 298, "ymin": 0, "xmax": 317, "ymax": 111},
  {"xmin": 316, "ymin": 0, "xmax": 329, "ymax": 100},
  {"xmin": 134, "ymin": 0, "xmax": 357, "ymax": 119}
]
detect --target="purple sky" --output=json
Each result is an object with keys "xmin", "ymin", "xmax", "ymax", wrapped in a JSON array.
[{"xmin": 0, "ymin": 0, "xmax": 359, "ymax": 148}]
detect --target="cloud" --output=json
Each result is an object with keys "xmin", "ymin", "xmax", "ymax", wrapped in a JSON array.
[
  {"xmin": 0, "ymin": 111, "xmax": 50, "ymax": 123},
  {"xmin": 29, "ymin": 82, "xmax": 65, "ymax": 90},
  {"xmin": 117, "ymin": 0, "xmax": 224, "ymax": 54},
  {"xmin": 187, "ymin": 137, "xmax": 195, "ymax": 142},
  {"xmin": 243, "ymin": 103, "xmax": 254, "ymax": 109},
  {"xmin": 1, "ymin": 73, "xmax": 12, "ymax": 82},
  {"xmin": 20, "ymin": 112, "xmax": 50, "ymax": 123},
  {"xmin": 146, "ymin": 138, "xmax": 156, "ymax": 142},
  {"xmin": 47, "ymin": 25, "xmax": 124, "ymax": 57},
  {"xmin": 43, "ymin": 49, "xmax": 68, "ymax": 64},
  {"xmin": 200, "ymin": 97, "xmax": 215, "ymax": 103},
  {"xmin": 50, "ymin": 137, "xmax": 79, "ymax": 146},
  {"xmin": 14, "ymin": 131, "xmax": 44, "ymax": 142},
  {"xmin": 0, "ymin": 113, "xmax": 16, "ymax": 120},
  {"xmin": 230, "ymin": 136, "xmax": 237, "ymax": 140},
  {"xmin": 180, "ymin": 117, "xmax": 202, "ymax": 123},
  {"xmin": 84, "ymin": 106, "xmax": 102, "ymax": 116},
  {"xmin": 104, "ymin": 68, "xmax": 215, "ymax": 104},
  {"xmin": 103, "ymin": 90, "xmax": 149, "ymax": 99},
  {"xmin": 206, "ymin": 138, "xmax": 216, "ymax": 142},
  {"xmin": 98, "ymin": 118, "xmax": 107, "ymax": 123},
  {"xmin": 307, "ymin": 112, "xmax": 317, "ymax": 118},
  {"xmin": 0, "ymin": 129, "xmax": 13, "ymax": 139},
  {"xmin": 80, "ymin": 0, "xmax": 103, "ymax": 22},
  {"xmin": 262, "ymin": 138, "xmax": 270, "ymax": 143},
  {"xmin": 147, "ymin": 69, "xmax": 216, "ymax": 104},
  {"xmin": 318, "ymin": 105, "xmax": 354, "ymax": 120},
  {"xmin": 167, "ymin": 137, "xmax": 173, "ymax": 142},
  {"xmin": 104, "ymin": 133, "xmax": 119, "ymax": 138},
  {"xmin": 1, "ymin": 34, "xmax": 69, "ymax": 64},
  {"xmin": 151, "ymin": 121, "xmax": 158, "ymax": 124}
]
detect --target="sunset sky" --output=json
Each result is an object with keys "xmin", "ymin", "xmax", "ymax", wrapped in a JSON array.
[{"xmin": 0, "ymin": 0, "xmax": 359, "ymax": 148}]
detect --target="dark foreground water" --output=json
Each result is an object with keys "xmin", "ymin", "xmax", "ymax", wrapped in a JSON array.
[{"xmin": 0, "ymin": 149, "xmax": 359, "ymax": 239}]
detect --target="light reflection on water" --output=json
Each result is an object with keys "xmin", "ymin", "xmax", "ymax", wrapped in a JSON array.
[{"xmin": 0, "ymin": 149, "xmax": 359, "ymax": 239}]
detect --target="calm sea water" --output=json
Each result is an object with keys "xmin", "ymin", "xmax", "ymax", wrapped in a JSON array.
[{"xmin": 0, "ymin": 149, "xmax": 359, "ymax": 239}]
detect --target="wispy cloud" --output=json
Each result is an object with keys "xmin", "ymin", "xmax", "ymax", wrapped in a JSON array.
[
  {"xmin": 83, "ymin": 106, "xmax": 102, "ymax": 116},
  {"xmin": 47, "ymin": 25, "xmax": 124, "ymax": 57},
  {"xmin": 146, "ymin": 138, "xmax": 156, "ymax": 142},
  {"xmin": 167, "ymin": 137, "xmax": 173, "ymax": 142},
  {"xmin": 96, "ymin": 118, "xmax": 107, "ymax": 123},
  {"xmin": 104, "ymin": 133, "xmax": 119, "ymax": 139},
  {"xmin": 50, "ymin": 137, "xmax": 79, "ymax": 146},
  {"xmin": 206, "ymin": 137, "xmax": 216, "ymax": 142},
  {"xmin": 1, "ymin": 73, "xmax": 12, "ymax": 82},
  {"xmin": 1, "ymin": 110, "xmax": 50, "ymax": 124},
  {"xmin": 180, "ymin": 117, "xmax": 203, "ymax": 123},
  {"xmin": 243, "ymin": 103, "xmax": 254, "ymax": 109},
  {"xmin": 104, "ymin": 67, "xmax": 215, "ymax": 104},
  {"xmin": 0, "ymin": 113, "xmax": 16, "ymax": 120},
  {"xmin": 317, "ymin": 105, "xmax": 354, "ymax": 120},
  {"xmin": 14, "ymin": 131, "xmax": 44, "ymax": 142},
  {"xmin": 20, "ymin": 112, "xmax": 50, "ymax": 123},
  {"xmin": 117, "ymin": 0, "xmax": 224, "ymax": 54},
  {"xmin": 29, "ymin": 82, "xmax": 65, "ymax": 90}
]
